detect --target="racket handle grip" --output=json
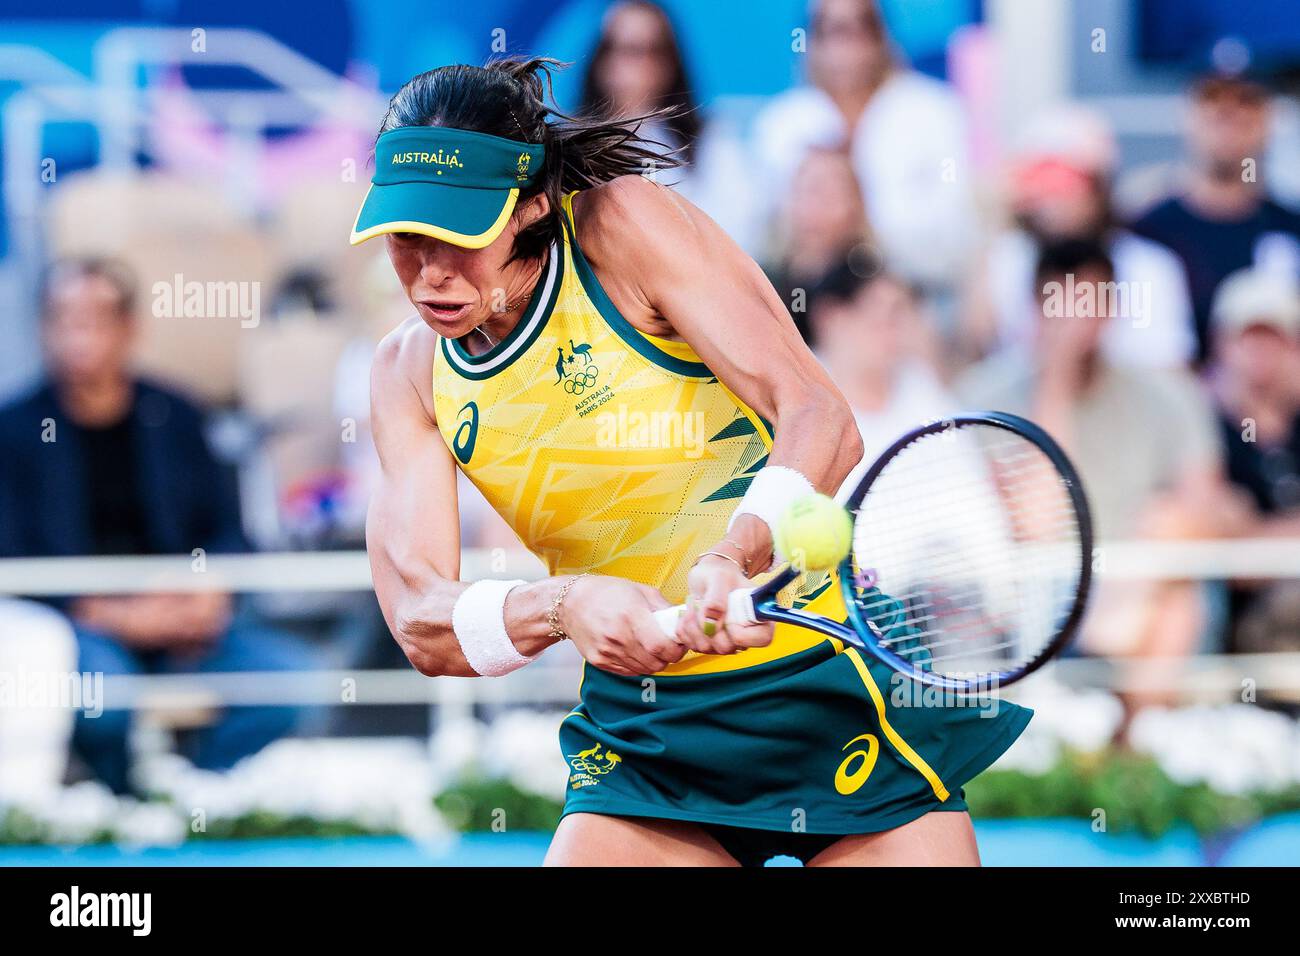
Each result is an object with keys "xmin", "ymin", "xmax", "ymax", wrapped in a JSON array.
[
  {"xmin": 652, "ymin": 588, "xmax": 758, "ymax": 637},
  {"xmin": 651, "ymin": 606, "xmax": 682, "ymax": 636}
]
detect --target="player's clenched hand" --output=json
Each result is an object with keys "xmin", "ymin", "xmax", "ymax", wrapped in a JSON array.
[
  {"xmin": 560, "ymin": 576, "xmax": 686, "ymax": 677},
  {"xmin": 678, "ymin": 554, "xmax": 775, "ymax": 655}
]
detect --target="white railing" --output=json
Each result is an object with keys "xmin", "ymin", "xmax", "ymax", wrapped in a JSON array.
[
  {"xmin": 92, "ymin": 27, "xmax": 385, "ymax": 170},
  {"xmin": 2, "ymin": 543, "xmax": 1299, "ymax": 708},
  {"xmin": 2, "ymin": 541, "xmax": 1298, "ymax": 597},
  {"xmin": 65, "ymin": 653, "xmax": 1300, "ymax": 711}
]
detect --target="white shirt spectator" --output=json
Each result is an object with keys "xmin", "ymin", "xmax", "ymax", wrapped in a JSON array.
[
  {"xmin": 637, "ymin": 117, "xmax": 765, "ymax": 257},
  {"xmin": 0, "ymin": 599, "xmax": 78, "ymax": 801},
  {"xmin": 836, "ymin": 360, "xmax": 958, "ymax": 498},
  {"xmin": 752, "ymin": 70, "xmax": 977, "ymax": 287},
  {"xmin": 987, "ymin": 228, "xmax": 1198, "ymax": 368}
]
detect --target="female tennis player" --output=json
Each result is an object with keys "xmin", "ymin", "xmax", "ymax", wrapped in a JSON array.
[{"xmin": 356, "ymin": 59, "xmax": 1031, "ymax": 866}]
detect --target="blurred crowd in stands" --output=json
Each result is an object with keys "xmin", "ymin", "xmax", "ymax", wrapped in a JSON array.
[{"xmin": 3, "ymin": 0, "xmax": 1300, "ymax": 798}]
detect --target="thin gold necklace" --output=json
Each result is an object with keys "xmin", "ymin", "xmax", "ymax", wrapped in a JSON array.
[{"xmin": 473, "ymin": 254, "xmax": 546, "ymax": 350}]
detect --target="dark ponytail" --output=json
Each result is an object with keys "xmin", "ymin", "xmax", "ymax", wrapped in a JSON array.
[{"xmin": 377, "ymin": 57, "xmax": 682, "ymax": 263}]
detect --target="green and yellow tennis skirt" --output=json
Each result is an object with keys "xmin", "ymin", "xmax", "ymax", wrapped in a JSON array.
[{"xmin": 558, "ymin": 588, "xmax": 1032, "ymax": 836}]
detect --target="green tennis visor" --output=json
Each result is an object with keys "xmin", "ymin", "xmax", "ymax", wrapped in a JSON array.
[{"xmin": 350, "ymin": 126, "xmax": 545, "ymax": 248}]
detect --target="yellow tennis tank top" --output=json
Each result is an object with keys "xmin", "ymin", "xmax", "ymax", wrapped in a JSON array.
[{"xmin": 432, "ymin": 191, "xmax": 841, "ymax": 675}]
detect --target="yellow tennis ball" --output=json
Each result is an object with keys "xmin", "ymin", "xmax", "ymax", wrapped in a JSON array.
[{"xmin": 774, "ymin": 493, "xmax": 852, "ymax": 572}]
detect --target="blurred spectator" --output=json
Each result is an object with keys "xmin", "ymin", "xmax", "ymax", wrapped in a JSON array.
[
  {"xmin": 752, "ymin": 0, "xmax": 976, "ymax": 292},
  {"xmin": 958, "ymin": 240, "xmax": 1244, "ymax": 679},
  {"xmin": 1266, "ymin": 71, "xmax": 1300, "ymax": 211},
  {"xmin": 581, "ymin": 1, "xmax": 697, "ymax": 162},
  {"xmin": 0, "ymin": 258, "xmax": 319, "ymax": 794},
  {"xmin": 330, "ymin": 254, "xmax": 412, "ymax": 543},
  {"xmin": 764, "ymin": 146, "xmax": 872, "ymax": 343},
  {"xmin": 808, "ymin": 261, "xmax": 953, "ymax": 482},
  {"xmin": 1130, "ymin": 70, "xmax": 1300, "ymax": 365},
  {"xmin": 0, "ymin": 600, "xmax": 78, "ymax": 801},
  {"xmin": 1207, "ymin": 268, "xmax": 1300, "ymax": 653},
  {"xmin": 966, "ymin": 106, "xmax": 1196, "ymax": 370},
  {"xmin": 579, "ymin": 0, "xmax": 760, "ymax": 251}
]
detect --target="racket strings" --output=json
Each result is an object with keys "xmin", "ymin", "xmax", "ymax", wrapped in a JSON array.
[{"xmin": 851, "ymin": 427, "xmax": 1083, "ymax": 679}]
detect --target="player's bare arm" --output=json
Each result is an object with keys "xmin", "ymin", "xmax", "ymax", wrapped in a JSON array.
[
  {"xmin": 349, "ymin": 57, "xmax": 1060, "ymax": 868},
  {"xmin": 573, "ymin": 177, "xmax": 864, "ymax": 651},
  {"xmin": 368, "ymin": 315, "xmax": 685, "ymax": 677}
]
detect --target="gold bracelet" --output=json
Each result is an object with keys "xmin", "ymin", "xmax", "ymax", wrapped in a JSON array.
[
  {"xmin": 547, "ymin": 573, "xmax": 589, "ymax": 641},
  {"xmin": 695, "ymin": 536, "xmax": 762, "ymax": 576},
  {"xmin": 725, "ymin": 536, "xmax": 775, "ymax": 575},
  {"xmin": 721, "ymin": 537, "xmax": 758, "ymax": 575},
  {"xmin": 693, "ymin": 550, "xmax": 747, "ymax": 575}
]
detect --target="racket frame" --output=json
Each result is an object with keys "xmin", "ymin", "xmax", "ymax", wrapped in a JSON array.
[{"xmin": 738, "ymin": 411, "xmax": 1092, "ymax": 692}]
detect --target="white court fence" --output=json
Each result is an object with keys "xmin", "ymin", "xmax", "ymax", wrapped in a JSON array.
[
  {"xmin": 5, "ymin": 541, "xmax": 1300, "ymax": 596},
  {"xmin": 2, "ymin": 543, "xmax": 1299, "ymax": 708}
]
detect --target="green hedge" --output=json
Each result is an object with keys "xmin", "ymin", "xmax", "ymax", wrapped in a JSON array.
[
  {"xmin": 964, "ymin": 749, "xmax": 1300, "ymax": 838},
  {"xmin": 0, "ymin": 807, "xmax": 116, "ymax": 846},
  {"xmin": 435, "ymin": 778, "xmax": 565, "ymax": 832},
  {"xmin": 190, "ymin": 814, "xmax": 395, "ymax": 841}
]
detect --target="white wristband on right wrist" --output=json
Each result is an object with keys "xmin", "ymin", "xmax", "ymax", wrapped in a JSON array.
[{"xmin": 727, "ymin": 465, "xmax": 814, "ymax": 562}]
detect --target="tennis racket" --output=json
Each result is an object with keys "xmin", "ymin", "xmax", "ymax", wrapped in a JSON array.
[{"xmin": 653, "ymin": 411, "xmax": 1092, "ymax": 692}]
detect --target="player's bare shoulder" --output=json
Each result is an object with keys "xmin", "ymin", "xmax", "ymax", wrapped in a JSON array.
[
  {"xmin": 572, "ymin": 176, "xmax": 709, "ymax": 336},
  {"xmin": 573, "ymin": 175, "xmax": 704, "ymax": 264},
  {"xmin": 371, "ymin": 314, "xmax": 440, "ymax": 424}
]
